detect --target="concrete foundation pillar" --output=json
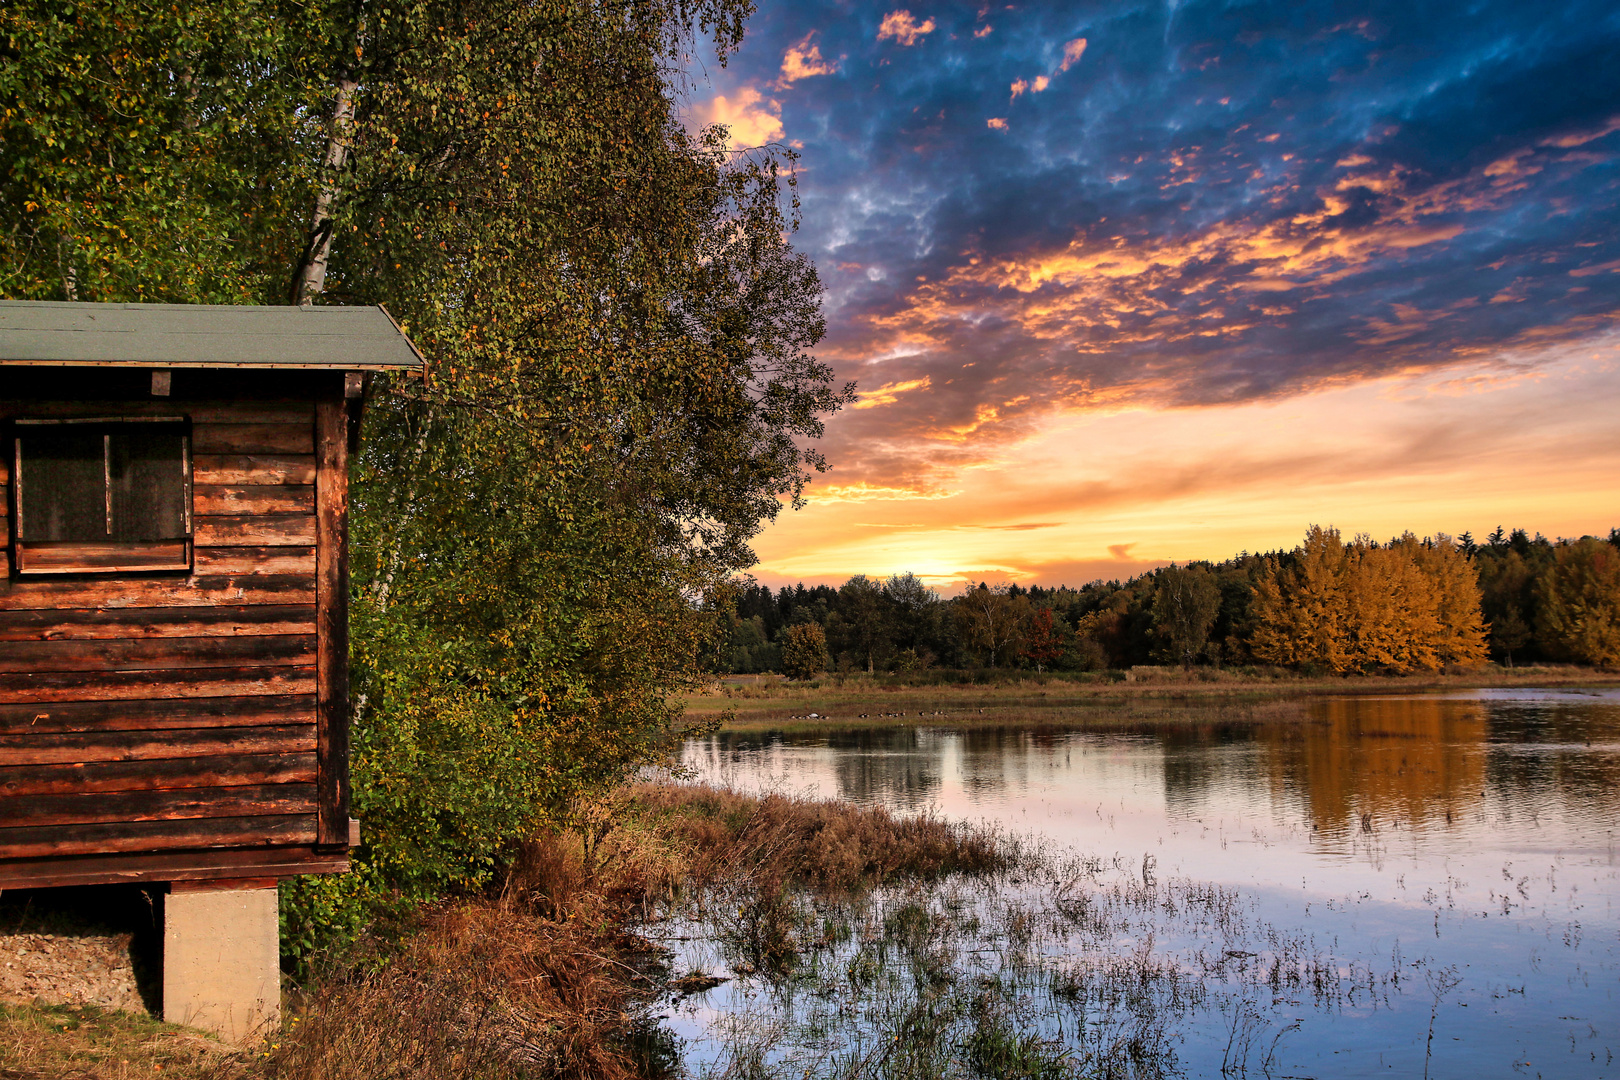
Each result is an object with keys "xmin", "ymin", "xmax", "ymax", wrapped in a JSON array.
[{"xmin": 162, "ymin": 881, "xmax": 280, "ymax": 1043}]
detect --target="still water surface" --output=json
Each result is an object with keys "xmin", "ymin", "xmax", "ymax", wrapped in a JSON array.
[{"xmin": 680, "ymin": 689, "xmax": 1618, "ymax": 1078}]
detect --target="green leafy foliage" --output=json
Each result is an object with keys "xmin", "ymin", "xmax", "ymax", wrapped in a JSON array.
[
  {"xmin": 1535, "ymin": 537, "xmax": 1620, "ymax": 667},
  {"xmin": 0, "ymin": 0, "xmax": 320, "ymax": 301},
  {"xmin": 781, "ymin": 622, "xmax": 830, "ymax": 680},
  {"xmin": 1151, "ymin": 564, "xmax": 1221, "ymax": 670},
  {"xmin": 5, "ymin": 0, "xmax": 851, "ymax": 962}
]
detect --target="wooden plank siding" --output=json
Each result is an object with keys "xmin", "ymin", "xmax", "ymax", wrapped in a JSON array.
[
  {"xmin": 0, "ymin": 635, "xmax": 316, "ymax": 672},
  {"xmin": 0, "ymin": 815, "xmax": 319, "ymax": 860},
  {"xmin": 0, "ymin": 605, "xmax": 317, "ymax": 640},
  {"xmin": 0, "ymin": 666, "xmax": 317, "ymax": 703},
  {"xmin": 1, "ymin": 455, "xmax": 10, "ymax": 579},
  {"xmin": 192, "ymin": 424, "xmax": 315, "ymax": 455},
  {"xmin": 0, "ymin": 784, "xmax": 318, "ymax": 829},
  {"xmin": 194, "ymin": 486, "xmax": 315, "ymax": 516},
  {"xmin": 0, "ymin": 380, "xmax": 349, "ymax": 887},
  {"xmin": 0, "ymin": 400, "xmax": 314, "ymax": 425},
  {"xmin": 0, "ymin": 696, "xmax": 314, "ymax": 734},
  {"xmin": 193, "ymin": 456, "xmax": 317, "ymax": 486},
  {"xmin": 0, "ymin": 576, "xmax": 316, "ymax": 610},
  {"xmin": 0, "ymin": 751, "xmax": 316, "ymax": 795},
  {"xmin": 0, "ymin": 725, "xmax": 317, "ymax": 767},
  {"xmin": 193, "ymin": 548, "xmax": 316, "ymax": 575}
]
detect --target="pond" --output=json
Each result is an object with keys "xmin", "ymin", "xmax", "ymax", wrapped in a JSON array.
[{"xmin": 674, "ymin": 688, "xmax": 1619, "ymax": 1079}]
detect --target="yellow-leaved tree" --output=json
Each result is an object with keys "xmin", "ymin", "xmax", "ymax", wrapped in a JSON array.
[
  {"xmin": 1251, "ymin": 525, "xmax": 1351, "ymax": 671},
  {"xmin": 1253, "ymin": 527, "xmax": 1486, "ymax": 673},
  {"xmin": 1416, "ymin": 534, "xmax": 1492, "ymax": 667}
]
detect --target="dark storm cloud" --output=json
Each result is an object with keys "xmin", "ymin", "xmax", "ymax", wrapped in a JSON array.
[{"xmin": 706, "ymin": 0, "xmax": 1620, "ymax": 491}]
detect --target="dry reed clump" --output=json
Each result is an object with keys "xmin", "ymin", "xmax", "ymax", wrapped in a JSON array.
[
  {"xmin": 599, "ymin": 782, "xmax": 1009, "ymax": 896},
  {"xmin": 260, "ymin": 903, "xmax": 653, "ymax": 1080},
  {"xmin": 258, "ymin": 785, "xmax": 1007, "ymax": 1080}
]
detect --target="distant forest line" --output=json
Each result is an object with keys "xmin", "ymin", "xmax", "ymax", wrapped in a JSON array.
[{"xmin": 716, "ymin": 526, "xmax": 1620, "ymax": 677}]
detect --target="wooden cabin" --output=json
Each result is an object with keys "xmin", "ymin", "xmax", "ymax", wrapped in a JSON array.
[{"xmin": 0, "ymin": 301, "xmax": 423, "ymax": 893}]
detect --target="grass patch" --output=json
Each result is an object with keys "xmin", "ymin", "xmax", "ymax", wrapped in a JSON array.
[
  {"xmin": 268, "ymin": 784, "xmax": 1011, "ymax": 1078},
  {"xmin": 0, "ymin": 1000, "xmax": 238, "ymax": 1079},
  {"xmin": 262, "ymin": 903, "xmax": 648, "ymax": 1080}
]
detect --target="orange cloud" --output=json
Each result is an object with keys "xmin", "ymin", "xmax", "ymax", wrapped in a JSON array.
[
  {"xmin": 851, "ymin": 377, "xmax": 932, "ymax": 409},
  {"xmin": 810, "ymin": 482, "xmax": 961, "ymax": 503},
  {"xmin": 875, "ymin": 176, "xmax": 1481, "ymax": 340},
  {"xmin": 877, "ymin": 10, "xmax": 936, "ymax": 46},
  {"xmin": 1059, "ymin": 38, "xmax": 1088, "ymax": 71},
  {"xmin": 795, "ymin": 125, "xmax": 1620, "ymax": 485},
  {"xmin": 987, "ymin": 117, "xmax": 1008, "ymax": 131},
  {"xmin": 1570, "ymin": 258, "xmax": 1620, "ymax": 278},
  {"xmin": 1540, "ymin": 115, "xmax": 1620, "ymax": 149},
  {"xmin": 974, "ymin": 24, "xmax": 993, "ymax": 38},
  {"xmin": 778, "ymin": 33, "xmax": 839, "ymax": 86},
  {"xmin": 689, "ymin": 87, "xmax": 783, "ymax": 149},
  {"xmin": 1010, "ymin": 78, "xmax": 1028, "ymax": 99}
]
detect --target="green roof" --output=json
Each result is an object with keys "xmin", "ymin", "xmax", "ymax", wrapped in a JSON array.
[{"xmin": 0, "ymin": 301, "xmax": 424, "ymax": 370}]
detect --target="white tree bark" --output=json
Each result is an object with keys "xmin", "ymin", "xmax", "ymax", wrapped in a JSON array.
[{"xmin": 292, "ymin": 75, "xmax": 358, "ymax": 306}]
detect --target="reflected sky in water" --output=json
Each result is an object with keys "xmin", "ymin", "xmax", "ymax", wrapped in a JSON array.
[{"xmin": 682, "ymin": 689, "xmax": 1620, "ymax": 1078}]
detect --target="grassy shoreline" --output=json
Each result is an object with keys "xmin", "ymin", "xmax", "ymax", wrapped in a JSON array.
[
  {"xmin": 1, "ymin": 784, "xmax": 1012, "ymax": 1080},
  {"xmin": 684, "ymin": 665, "xmax": 1618, "ymax": 734}
]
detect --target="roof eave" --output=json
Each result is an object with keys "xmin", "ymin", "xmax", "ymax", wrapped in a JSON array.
[{"xmin": 0, "ymin": 359, "xmax": 420, "ymax": 370}]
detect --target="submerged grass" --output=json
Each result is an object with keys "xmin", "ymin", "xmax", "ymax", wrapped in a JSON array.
[
  {"xmin": 265, "ymin": 784, "xmax": 1011, "ymax": 1080},
  {"xmin": 657, "ymin": 842, "xmax": 1427, "ymax": 1080}
]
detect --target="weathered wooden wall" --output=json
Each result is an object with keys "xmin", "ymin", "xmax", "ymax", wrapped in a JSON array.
[{"xmin": 0, "ymin": 372, "xmax": 351, "ymax": 887}]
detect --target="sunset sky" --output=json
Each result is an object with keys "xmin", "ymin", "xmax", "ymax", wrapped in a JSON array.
[{"xmin": 687, "ymin": 0, "xmax": 1620, "ymax": 590}]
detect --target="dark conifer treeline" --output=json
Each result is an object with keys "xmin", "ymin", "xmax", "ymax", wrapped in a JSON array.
[{"xmin": 715, "ymin": 527, "xmax": 1620, "ymax": 675}]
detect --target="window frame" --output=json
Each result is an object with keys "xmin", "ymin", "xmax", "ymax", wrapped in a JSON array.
[{"xmin": 8, "ymin": 415, "xmax": 194, "ymax": 576}]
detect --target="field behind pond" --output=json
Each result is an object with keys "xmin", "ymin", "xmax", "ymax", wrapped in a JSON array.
[{"xmin": 684, "ymin": 664, "xmax": 1618, "ymax": 733}]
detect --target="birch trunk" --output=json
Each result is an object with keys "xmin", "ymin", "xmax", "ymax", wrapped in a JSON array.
[{"xmin": 291, "ymin": 74, "xmax": 359, "ymax": 306}]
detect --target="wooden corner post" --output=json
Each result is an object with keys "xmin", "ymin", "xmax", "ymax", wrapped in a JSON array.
[{"xmin": 314, "ymin": 394, "xmax": 351, "ymax": 848}]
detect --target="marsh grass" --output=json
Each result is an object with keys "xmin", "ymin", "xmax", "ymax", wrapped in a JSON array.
[{"xmin": 653, "ymin": 839, "xmax": 1427, "ymax": 1080}]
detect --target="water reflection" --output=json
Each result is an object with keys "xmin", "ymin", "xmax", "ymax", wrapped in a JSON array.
[
  {"xmin": 1263, "ymin": 697, "xmax": 1491, "ymax": 837},
  {"xmin": 681, "ymin": 689, "xmax": 1620, "ymax": 1078},
  {"xmin": 692, "ymin": 691, "xmax": 1620, "ymax": 853}
]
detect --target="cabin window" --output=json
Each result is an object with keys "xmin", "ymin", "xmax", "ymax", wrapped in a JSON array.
[{"xmin": 9, "ymin": 418, "xmax": 192, "ymax": 574}]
